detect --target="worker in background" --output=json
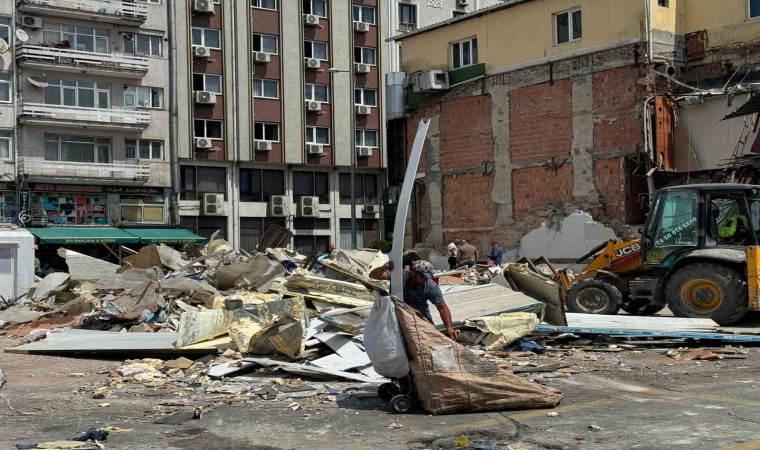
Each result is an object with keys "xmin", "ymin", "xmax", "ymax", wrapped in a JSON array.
[
  {"xmin": 369, "ymin": 259, "xmax": 458, "ymax": 340},
  {"xmin": 457, "ymin": 239, "xmax": 479, "ymax": 268},
  {"xmin": 489, "ymin": 240, "xmax": 504, "ymax": 266},
  {"xmin": 447, "ymin": 239, "xmax": 458, "ymax": 270}
]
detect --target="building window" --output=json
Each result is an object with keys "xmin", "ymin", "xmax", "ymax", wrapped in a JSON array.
[
  {"xmin": 124, "ymin": 33, "xmax": 162, "ymax": 56},
  {"xmin": 239, "ymin": 168, "xmax": 285, "ymax": 202},
  {"xmin": 657, "ymin": 0, "xmax": 669, "ymax": 6},
  {"xmin": 43, "ymin": 24, "xmax": 110, "ymax": 53},
  {"xmin": 293, "ymin": 218, "xmax": 330, "ymax": 230},
  {"xmin": 0, "ymin": 18, "xmax": 11, "ymax": 44},
  {"xmin": 353, "ymin": 5, "xmax": 376, "ymax": 24},
  {"xmin": 303, "ymin": 0, "xmax": 327, "ymax": 17},
  {"xmin": 252, "ymin": 33, "xmax": 279, "ymax": 54},
  {"xmin": 0, "ymin": 131, "xmax": 11, "ymax": 159},
  {"xmin": 240, "ymin": 217, "xmax": 286, "ymax": 252},
  {"xmin": 125, "ymin": 139, "xmax": 163, "ymax": 160},
  {"xmin": 305, "ymin": 83, "xmax": 329, "ymax": 103},
  {"xmin": 304, "ymin": 40, "xmax": 329, "ymax": 60},
  {"xmin": 354, "ymin": 46, "xmax": 377, "ymax": 65},
  {"xmin": 355, "ymin": 129, "xmax": 378, "ymax": 148},
  {"xmin": 340, "ymin": 218, "xmax": 378, "ymax": 249},
  {"xmin": 44, "ymin": 79, "xmax": 110, "ymax": 108},
  {"xmin": 752, "ymin": 0, "xmax": 760, "ymax": 18},
  {"xmin": 180, "ymin": 166, "xmax": 226, "ymax": 201},
  {"xmin": 555, "ymin": 9, "xmax": 582, "ymax": 45},
  {"xmin": 252, "ymin": 0, "xmax": 277, "ymax": 10},
  {"xmin": 293, "ymin": 171, "xmax": 329, "ymax": 204},
  {"xmin": 0, "ymin": 73, "xmax": 10, "ymax": 103},
  {"xmin": 306, "ymin": 126, "xmax": 330, "ymax": 145},
  {"xmin": 124, "ymin": 86, "xmax": 163, "ymax": 108},
  {"xmin": 120, "ymin": 196, "xmax": 165, "ymax": 223},
  {"xmin": 354, "ymin": 88, "xmax": 377, "ymax": 107},
  {"xmin": 191, "ymin": 27, "xmax": 221, "ymax": 49},
  {"xmin": 398, "ymin": 3, "xmax": 417, "ymax": 31},
  {"xmin": 181, "ymin": 216, "xmax": 227, "ymax": 240},
  {"xmin": 31, "ymin": 192, "xmax": 109, "ymax": 225},
  {"xmin": 339, "ymin": 173, "xmax": 378, "ymax": 205},
  {"xmin": 294, "ymin": 235, "xmax": 331, "ymax": 255},
  {"xmin": 451, "ymin": 37, "xmax": 478, "ymax": 69},
  {"xmin": 44, "ymin": 134, "xmax": 111, "ymax": 163},
  {"xmin": 253, "ymin": 78, "xmax": 279, "ymax": 98},
  {"xmin": 194, "ymin": 119, "xmax": 224, "ymax": 139},
  {"xmin": 254, "ymin": 122, "xmax": 280, "ymax": 142},
  {"xmin": 193, "ymin": 73, "xmax": 222, "ymax": 94}
]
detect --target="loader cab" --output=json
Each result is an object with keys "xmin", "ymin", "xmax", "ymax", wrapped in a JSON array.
[{"xmin": 641, "ymin": 184, "xmax": 760, "ymax": 267}]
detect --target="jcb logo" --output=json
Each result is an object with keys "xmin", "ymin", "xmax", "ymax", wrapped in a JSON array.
[{"xmin": 614, "ymin": 243, "xmax": 641, "ymax": 258}]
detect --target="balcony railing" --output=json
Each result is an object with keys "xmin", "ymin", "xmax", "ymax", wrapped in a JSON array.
[
  {"xmin": 19, "ymin": 103, "xmax": 151, "ymax": 129},
  {"xmin": 398, "ymin": 22, "xmax": 417, "ymax": 33},
  {"xmin": 19, "ymin": 157, "xmax": 150, "ymax": 183},
  {"xmin": 16, "ymin": 0, "xmax": 148, "ymax": 24},
  {"xmin": 17, "ymin": 44, "xmax": 149, "ymax": 77}
]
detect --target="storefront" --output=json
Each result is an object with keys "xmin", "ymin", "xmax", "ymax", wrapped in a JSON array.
[
  {"xmin": 28, "ymin": 183, "xmax": 168, "ymax": 226},
  {"xmin": 0, "ymin": 182, "xmax": 16, "ymax": 224}
]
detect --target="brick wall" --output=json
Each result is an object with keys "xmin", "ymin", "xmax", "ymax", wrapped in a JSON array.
[
  {"xmin": 442, "ymin": 172, "xmax": 495, "ymax": 229},
  {"xmin": 509, "ymin": 80, "xmax": 573, "ymax": 165},
  {"xmin": 593, "ymin": 66, "xmax": 644, "ymax": 154},
  {"xmin": 594, "ymin": 158, "xmax": 625, "ymax": 218},
  {"xmin": 512, "ymin": 164, "xmax": 574, "ymax": 220},
  {"xmin": 440, "ymin": 96, "xmax": 493, "ymax": 171}
]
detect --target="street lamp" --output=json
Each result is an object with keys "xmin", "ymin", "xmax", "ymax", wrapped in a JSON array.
[{"xmin": 328, "ymin": 67, "xmax": 357, "ymax": 250}]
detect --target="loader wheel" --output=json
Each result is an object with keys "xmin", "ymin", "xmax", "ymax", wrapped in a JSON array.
[
  {"xmin": 665, "ymin": 263, "xmax": 747, "ymax": 325},
  {"xmin": 620, "ymin": 301, "xmax": 667, "ymax": 316},
  {"xmin": 566, "ymin": 279, "xmax": 622, "ymax": 315}
]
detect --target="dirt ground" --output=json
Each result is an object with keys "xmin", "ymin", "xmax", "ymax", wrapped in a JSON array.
[{"xmin": 1, "ymin": 336, "xmax": 759, "ymax": 450}]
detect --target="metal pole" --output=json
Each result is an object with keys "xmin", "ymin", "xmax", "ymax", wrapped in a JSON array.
[{"xmin": 349, "ymin": 50, "xmax": 357, "ymax": 249}]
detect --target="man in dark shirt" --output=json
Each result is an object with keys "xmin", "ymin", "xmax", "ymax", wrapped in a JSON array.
[{"xmin": 370, "ymin": 259, "xmax": 457, "ymax": 340}]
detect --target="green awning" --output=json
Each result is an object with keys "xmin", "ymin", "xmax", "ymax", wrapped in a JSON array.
[
  {"xmin": 30, "ymin": 228, "xmax": 140, "ymax": 245},
  {"xmin": 123, "ymin": 228, "xmax": 206, "ymax": 244}
]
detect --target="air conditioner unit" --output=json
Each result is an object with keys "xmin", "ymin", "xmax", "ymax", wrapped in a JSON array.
[
  {"xmin": 364, "ymin": 204, "xmax": 380, "ymax": 214},
  {"xmin": 298, "ymin": 196, "xmax": 320, "ymax": 217},
  {"xmin": 193, "ymin": 45, "xmax": 211, "ymax": 58},
  {"xmin": 306, "ymin": 144, "xmax": 324, "ymax": 155},
  {"xmin": 354, "ymin": 22, "xmax": 370, "ymax": 33},
  {"xmin": 194, "ymin": 90, "xmax": 217, "ymax": 105},
  {"xmin": 306, "ymin": 101, "xmax": 322, "ymax": 112},
  {"xmin": 304, "ymin": 14, "xmax": 320, "ymax": 26},
  {"xmin": 355, "ymin": 105, "xmax": 371, "ymax": 115},
  {"xmin": 269, "ymin": 195, "xmax": 290, "ymax": 217},
  {"xmin": 304, "ymin": 57, "xmax": 321, "ymax": 70},
  {"xmin": 356, "ymin": 146, "xmax": 372, "ymax": 157},
  {"xmin": 202, "ymin": 193, "xmax": 225, "ymax": 215},
  {"xmin": 192, "ymin": 0, "xmax": 215, "ymax": 14},
  {"xmin": 413, "ymin": 70, "xmax": 450, "ymax": 93},
  {"xmin": 355, "ymin": 63, "xmax": 371, "ymax": 74},
  {"xmin": 195, "ymin": 137, "xmax": 213, "ymax": 149},
  {"xmin": 457, "ymin": 0, "xmax": 470, "ymax": 6},
  {"xmin": 21, "ymin": 16, "xmax": 42, "ymax": 29},
  {"xmin": 253, "ymin": 51, "xmax": 271, "ymax": 63},
  {"xmin": 255, "ymin": 140, "xmax": 272, "ymax": 151}
]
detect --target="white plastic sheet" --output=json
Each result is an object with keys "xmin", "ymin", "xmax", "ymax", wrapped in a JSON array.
[{"xmin": 363, "ymin": 292, "xmax": 409, "ymax": 378}]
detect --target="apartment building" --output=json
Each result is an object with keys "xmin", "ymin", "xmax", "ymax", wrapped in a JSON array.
[
  {"xmin": 1, "ymin": 0, "xmax": 173, "ymax": 230},
  {"xmin": 387, "ymin": 0, "xmax": 760, "ymax": 251},
  {"xmin": 175, "ymin": 1, "xmax": 389, "ymax": 254}
]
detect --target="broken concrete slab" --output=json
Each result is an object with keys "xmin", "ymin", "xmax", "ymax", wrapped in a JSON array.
[
  {"xmin": 216, "ymin": 253, "xmax": 286, "ymax": 292},
  {"xmin": 32, "ymin": 272, "xmax": 71, "ymax": 301},
  {"xmin": 156, "ymin": 244, "xmax": 191, "ymax": 271},
  {"xmin": 123, "ymin": 245, "xmax": 162, "ymax": 270},
  {"xmin": 0, "ymin": 306, "xmax": 45, "ymax": 325},
  {"xmin": 58, "ymin": 248, "xmax": 120, "ymax": 281}
]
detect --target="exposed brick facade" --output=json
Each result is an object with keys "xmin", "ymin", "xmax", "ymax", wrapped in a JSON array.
[
  {"xmin": 512, "ymin": 164, "xmax": 574, "ymax": 220},
  {"xmin": 442, "ymin": 172, "xmax": 495, "ymax": 229},
  {"xmin": 592, "ymin": 66, "xmax": 644, "ymax": 155},
  {"xmin": 594, "ymin": 158, "xmax": 625, "ymax": 218},
  {"xmin": 509, "ymin": 80, "xmax": 573, "ymax": 165},
  {"xmin": 440, "ymin": 96, "xmax": 494, "ymax": 171}
]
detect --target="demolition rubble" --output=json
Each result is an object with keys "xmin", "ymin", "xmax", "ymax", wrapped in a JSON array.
[{"xmin": 1, "ymin": 231, "xmax": 760, "ymax": 447}]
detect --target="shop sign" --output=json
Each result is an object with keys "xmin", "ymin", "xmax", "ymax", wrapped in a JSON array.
[
  {"xmin": 19, "ymin": 189, "xmax": 30, "ymax": 219},
  {"xmin": 31, "ymin": 184, "xmax": 164, "ymax": 195}
]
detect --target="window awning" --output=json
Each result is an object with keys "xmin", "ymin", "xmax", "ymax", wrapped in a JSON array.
[
  {"xmin": 122, "ymin": 228, "xmax": 206, "ymax": 244},
  {"xmin": 30, "ymin": 228, "xmax": 140, "ymax": 245}
]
